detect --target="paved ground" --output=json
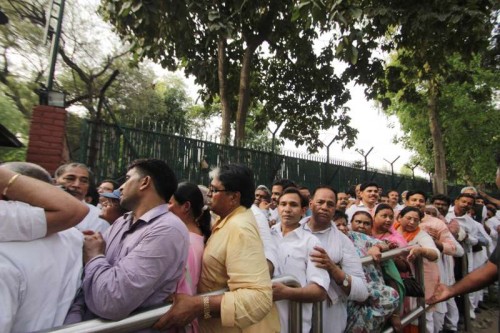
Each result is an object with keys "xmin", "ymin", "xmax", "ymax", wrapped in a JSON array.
[{"xmin": 459, "ymin": 288, "xmax": 498, "ymax": 333}]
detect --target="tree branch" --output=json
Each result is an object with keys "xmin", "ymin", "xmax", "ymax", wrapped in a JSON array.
[
  {"xmin": 96, "ymin": 69, "xmax": 120, "ymax": 117},
  {"xmin": 58, "ymin": 47, "xmax": 90, "ymax": 84}
]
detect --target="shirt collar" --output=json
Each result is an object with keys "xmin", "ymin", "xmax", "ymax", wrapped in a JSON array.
[
  {"xmin": 124, "ymin": 204, "xmax": 169, "ymax": 225},
  {"xmin": 301, "ymin": 217, "xmax": 336, "ymax": 234},
  {"xmin": 213, "ymin": 206, "xmax": 246, "ymax": 231}
]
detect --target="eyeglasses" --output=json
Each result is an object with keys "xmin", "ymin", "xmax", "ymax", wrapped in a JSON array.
[{"xmin": 208, "ymin": 185, "xmax": 231, "ymax": 193}]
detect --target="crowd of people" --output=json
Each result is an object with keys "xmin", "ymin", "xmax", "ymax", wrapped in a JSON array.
[{"xmin": 1, "ymin": 157, "xmax": 500, "ymax": 333}]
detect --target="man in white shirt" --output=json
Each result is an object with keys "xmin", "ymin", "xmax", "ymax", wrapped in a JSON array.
[
  {"xmin": 0, "ymin": 162, "xmax": 84, "ymax": 332},
  {"xmin": 446, "ymin": 193, "xmax": 490, "ymax": 318},
  {"xmin": 268, "ymin": 179, "xmax": 297, "ymax": 226},
  {"xmin": 345, "ymin": 182, "xmax": 379, "ymax": 223},
  {"xmin": 54, "ymin": 162, "xmax": 109, "ymax": 233},
  {"xmin": 271, "ymin": 187, "xmax": 329, "ymax": 333},
  {"xmin": 250, "ymin": 185, "xmax": 279, "ymax": 276},
  {"xmin": 0, "ymin": 163, "xmax": 88, "ymax": 241},
  {"xmin": 302, "ymin": 185, "xmax": 369, "ymax": 333}
]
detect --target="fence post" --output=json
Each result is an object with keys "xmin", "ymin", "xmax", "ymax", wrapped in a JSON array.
[
  {"xmin": 415, "ymin": 256, "xmax": 426, "ymax": 333},
  {"xmin": 311, "ymin": 302, "xmax": 323, "ymax": 333},
  {"xmin": 462, "ymin": 253, "xmax": 471, "ymax": 332},
  {"xmin": 289, "ymin": 301, "xmax": 303, "ymax": 333}
]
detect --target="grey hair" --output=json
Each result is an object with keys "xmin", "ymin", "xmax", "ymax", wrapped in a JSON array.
[
  {"xmin": 208, "ymin": 167, "xmax": 220, "ymax": 180},
  {"xmin": 1, "ymin": 162, "xmax": 52, "ymax": 183},
  {"xmin": 54, "ymin": 162, "xmax": 92, "ymax": 180},
  {"xmin": 460, "ymin": 186, "xmax": 478, "ymax": 194}
]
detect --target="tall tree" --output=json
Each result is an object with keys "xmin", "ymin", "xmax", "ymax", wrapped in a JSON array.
[
  {"xmin": 100, "ymin": 0, "xmax": 358, "ymax": 151},
  {"xmin": 301, "ymin": 0, "xmax": 497, "ymax": 194},
  {"xmin": 380, "ymin": 54, "xmax": 499, "ymax": 186}
]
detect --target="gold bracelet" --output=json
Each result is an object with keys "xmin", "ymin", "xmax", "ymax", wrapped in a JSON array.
[
  {"xmin": 2, "ymin": 174, "xmax": 20, "ymax": 197},
  {"xmin": 203, "ymin": 296, "xmax": 211, "ymax": 319}
]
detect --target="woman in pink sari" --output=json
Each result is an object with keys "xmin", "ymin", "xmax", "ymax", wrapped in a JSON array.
[
  {"xmin": 168, "ymin": 182, "xmax": 212, "ymax": 333},
  {"xmin": 372, "ymin": 204, "xmax": 408, "ymax": 248}
]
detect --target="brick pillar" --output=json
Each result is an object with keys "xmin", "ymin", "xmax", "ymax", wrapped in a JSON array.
[{"xmin": 26, "ymin": 105, "xmax": 70, "ymax": 175}]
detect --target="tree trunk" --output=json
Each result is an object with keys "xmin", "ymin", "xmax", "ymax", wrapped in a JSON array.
[
  {"xmin": 234, "ymin": 45, "xmax": 254, "ymax": 146},
  {"xmin": 427, "ymin": 78, "xmax": 447, "ymax": 195},
  {"xmin": 217, "ymin": 39, "xmax": 231, "ymax": 145}
]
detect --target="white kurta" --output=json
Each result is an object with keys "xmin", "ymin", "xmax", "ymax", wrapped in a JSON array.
[
  {"xmin": 301, "ymin": 218, "xmax": 369, "ymax": 333},
  {"xmin": 0, "ymin": 201, "xmax": 47, "ymax": 241},
  {"xmin": 0, "ymin": 228, "xmax": 83, "ymax": 332}
]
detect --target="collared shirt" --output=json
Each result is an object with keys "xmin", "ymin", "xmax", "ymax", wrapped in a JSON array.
[
  {"xmin": 68, "ymin": 204, "xmax": 189, "ymax": 322},
  {"xmin": 345, "ymin": 202, "xmax": 377, "ymax": 225},
  {"xmin": 301, "ymin": 217, "xmax": 369, "ymax": 333},
  {"xmin": 270, "ymin": 223, "xmax": 330, "ymax": 333},
  {"xmin": 250, "ymin": 205, "xmax": 279, "ymax": 271},
  {"xmin": 0, "ymin": 228, "xmax": 83, "ymax": 332},
  {"xmin": 198, "ymin": 206, "xmax": 280, "ymax": 333},
  {"xmin": 0, "ymin": 201, "xmax": 47, "ymax": 241}
]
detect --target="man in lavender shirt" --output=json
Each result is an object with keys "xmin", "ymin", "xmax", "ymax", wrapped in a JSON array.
[{"xmin": 65, "ymin": 159, "xmax": 189, "ymax": 324}]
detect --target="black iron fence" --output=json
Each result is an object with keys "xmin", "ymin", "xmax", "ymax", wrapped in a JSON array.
[{"xmin": 79, "ymin": 120, "xmax": 461, "ymax": 196}]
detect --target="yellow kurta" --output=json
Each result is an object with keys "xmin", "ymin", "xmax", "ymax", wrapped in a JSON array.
[{"xmin": 198, "ymin": 206, "xmax": 280, "ymax": 333}]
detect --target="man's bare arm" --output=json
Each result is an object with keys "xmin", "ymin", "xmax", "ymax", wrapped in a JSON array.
[{"xmin": 0, "ymin": 168, "xmax": 89, "ymax": 236}]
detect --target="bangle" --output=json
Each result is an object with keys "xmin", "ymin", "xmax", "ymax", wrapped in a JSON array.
[
  {"xmin": 203, "ymin": 296, "xmax": 211, "ymax": 319},
  {"xmin": 2, "ymin": 174, "xmax": 20, "ymax": 197}
]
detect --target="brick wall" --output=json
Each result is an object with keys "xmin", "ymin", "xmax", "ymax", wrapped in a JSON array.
[{"xmin": 26, "ymin": 105, "xmax": 70, "ymax": 175}]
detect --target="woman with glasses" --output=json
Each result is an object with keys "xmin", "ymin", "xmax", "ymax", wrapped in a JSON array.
[{"xmin": 154, "ymin": 164, "xmax": 279, "ymax": 332}]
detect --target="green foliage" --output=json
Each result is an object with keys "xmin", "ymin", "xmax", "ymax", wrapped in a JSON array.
[
  {"xmin": 0, "ymin": 93, "xmax": 28, "ymax": 161},
  {"xmin": 382, "ymin": 54, "xmax": 500, "ymax": 185},
  {"xmin": 100, "ymin": 0, "xmax": 359, "ymax": 152}
]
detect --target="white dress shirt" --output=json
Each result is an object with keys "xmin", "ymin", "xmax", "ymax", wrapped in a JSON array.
[
  {"xmin": 0, "ymin": 201, "xmax": 47, "ymax": 241},
  {"xmin": 345, "ymin": 202, "xmax": 376, "ymax": 225},
  {"xmin": 301, "ymin": 218, "xmax": 369, "ymax": 333},
  {"xmin": 271, "ymin": 223, "xmax": 330, "ymax": 333},
  {"xmin": 0, "ymin": 228, "xmax": 83, "ymax": 332}
]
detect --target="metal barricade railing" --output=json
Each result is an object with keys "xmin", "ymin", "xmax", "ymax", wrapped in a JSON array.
[
  {"xmin": 40, "ymin": 247, "xmax": 429, "ymax": 333},
  {"xmin": 38, "ymin": 275, "xmax": 302, "ymax": 333},
  {"xmin": 310, "ymin": 246, "xmax": 427, "ymax": 333}
]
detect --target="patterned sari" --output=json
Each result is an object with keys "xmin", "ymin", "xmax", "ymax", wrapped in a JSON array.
[{"xmin": 345, "ymin": 231, "xmax": 402, "ymax": 333}]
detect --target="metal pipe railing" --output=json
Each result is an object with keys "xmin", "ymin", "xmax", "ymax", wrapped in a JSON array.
[
  {"xmin": 311, "ymin": 245, "xmax": 426, "ymax": 333},
  {"xmin": 40, "ymin": 246, "xmax": 430, "ymax": 333},
  {"xmin": 37, "ymin": 275, "xmax": 302, "ymax": 333}
]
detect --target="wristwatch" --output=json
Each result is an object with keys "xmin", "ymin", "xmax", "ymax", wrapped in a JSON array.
[{"xmin": 341, "ymin": 273, "xmax": 350, "ymax": 287}]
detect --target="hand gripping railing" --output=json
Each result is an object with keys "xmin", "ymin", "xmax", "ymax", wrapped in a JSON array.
[
  {"xmin": 37, "ymin": 275, "xmax": 302, "ymax": 333},
  {"xmin": 39, "ymin": 247, "xmax": 428, "ymax": 333},
  {"xmin": 310, "ymin": 245, "xmax": 427, "ymax": 333}
]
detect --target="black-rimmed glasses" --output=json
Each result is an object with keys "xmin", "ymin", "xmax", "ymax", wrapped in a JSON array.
[{"xmin": 208, "ymin": 185, "xmax": 231, "ymax": 193}]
